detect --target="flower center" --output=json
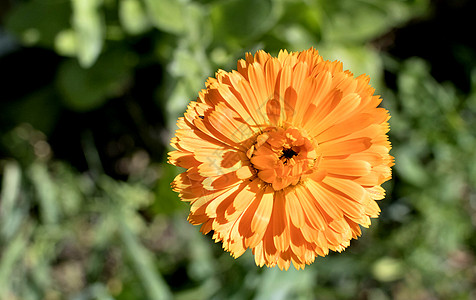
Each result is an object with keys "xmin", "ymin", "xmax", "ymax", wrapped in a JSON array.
[
  {"xmin": 281, "ymin": 147, "xmax": 298, "ymax": 160},
  {"xmin": 248, "ymin": 127, "xmax": 319, "ymax": 190}
]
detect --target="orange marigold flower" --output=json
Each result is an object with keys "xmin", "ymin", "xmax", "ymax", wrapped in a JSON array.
[{"xmin": 168, "ymin": 48, "xmax": 393, "ymax": 270}]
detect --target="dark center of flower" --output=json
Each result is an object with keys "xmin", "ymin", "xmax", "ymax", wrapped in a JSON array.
[
  {"xmin": 248, "ymin": 127, "xmax": 319, "ymax": 191},
  {"xmin": 281, "ymin": 147, "xmax": 298, "ymax": 160}
]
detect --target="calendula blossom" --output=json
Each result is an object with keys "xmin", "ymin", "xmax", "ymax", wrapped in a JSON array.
[{"xmin": 168, "ymin": 48, "xmax": 393, "ymax": 270}]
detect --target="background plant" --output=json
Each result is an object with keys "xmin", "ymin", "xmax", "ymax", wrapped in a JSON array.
[{"xmin": 0, "ymin": 0, "xmax": 475, "ymax": 299}]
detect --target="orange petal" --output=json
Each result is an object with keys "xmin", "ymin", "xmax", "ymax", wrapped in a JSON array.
[
  {"xmin": 284, "ymin": 188, "xmax": 306, "ymax": 228},
  {"xmin": 320, "ymin": 159, "xmax": 371, "ymax": 177},
  {"xmin": 303, "ymin": 180, "xmax": 344, "ymax": 221},
  {"xmin": 272, "ymin": 191, "xmax": 290, "ymax": 252},
  {"xmin": 250, "ymin": 186, "xmax": 274, "ymax": 234},
  {"xmin": 293, "ymin": 184, "xmax": 328, "ymax": 230},
  {"xmin": 320, "ymin": 137, "xmax": 372, "ymax": 157},
  {"xmin": 322, "ymin": 176, "xmax": 366, "ymax": 203}
]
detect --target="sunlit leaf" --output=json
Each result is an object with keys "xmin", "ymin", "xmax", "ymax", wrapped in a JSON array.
[
  {"xmin": 71, "ymin": 0, "xmax": 105, "ymax": 68},
  {"xmin": 0, "ymin": 161, "xmax": 22, "ymax": 240},
  {"xmin": 119, "ymin": 0, "xmax": 151, "ymax": 35},
  {"xmin": 372, "ymin": 257, "xmax": 404, "ymax": 282},
  {"xmin": 143, "ymin": 0, "xmax": 186, "ymax": 34},
  {"xmin": 55, "ymin": 29, "xmax": 78, "ymax": 57},
  {"xmin": 319, "ymin": 45, "xmax": 383, "ymax": 90}
]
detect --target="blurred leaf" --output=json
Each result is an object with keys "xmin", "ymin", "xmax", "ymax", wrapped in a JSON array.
[
  {"xmin": 321, "ymin": 0, "xmax": 429, "ymax": 44},
  {"xmin": 143, "ymin": 0, "xmax": 186, "ymax": 34},
  {"xmin": 272, "ymin": 24, "xmax": 317, "ymax": 51},
  {"xmin": 2, "ymin": 0, "xmax": 476, "ymax": 298},
  {"xmin": 55, "ymin": 29, "xmax": 78, "ymax": 57},
  {"xmin": 99, "ymin": 175, "xmax": 153, "ymax": 211},
  {"xmin": 165, "ymin": 45, "xmax": 211, "ymax": 126},
  {"xmin": 383, "ymin": 54, "xmax": 476, "ymax": 296},
  {"xmin": 174, "ymin": 278, "xmax": 220, "ymax": 300},
  {"xmin": 1, "ymin": 125, "xmax": 38, "ymax": 167},
  {"xmin": 254, "ymin": 267, "xmax": 315, "ymax": 300},
  {"xmin": 29, "ymin": 162, "xmax": 59, "ymax": 224},
  {"xmin": 96, "ymin": 176, "xmax": 153, "ymax": 238},
  {"xmin": 278, "ymin": 0, "xmax": 322, "ymax": 33},
  {"xmin": 71, "ymin": 283, "xmax": 115, "ymax": 300},
  {"xmin": 71, "ymin": 0, "xmax": 105, "ymax": 68},
  {"xmin": 0, "ymin": 161, "xmax": 21, "ymax": 221},
  {"xmin": 318, "ymin": 45, "xmax": 383, "ymax": 90},
  {"xmin": 56, "ymin": 49, "xmax": 135, "ymax": 111},
  {"xmin": 119, "ymin": 0, "xmax": 152, "ymax": 35},
  {"xmin": 182, "ymin": 3, "xmax": 213, "ymax": 49},
  {"xmin": 165, "ymin": 80, "xmax": 194, "ymax": 128},
  {"xmin": 26, "ymin": 225, "xmax": 65, "ymax": 292},
  {"xmin": 169, "ymin": 47, "xmax": 203, "ymax": 79},
  {"xmin": 211, "ymin": 0, "xmax": 277, "ymax": 42},
  {"xmin": 152, "ymin": 163, "xmax": 183, "ymax": 214},
  {"xmin": 372, "ymin": 257, "xmax": 404, "ymax": 282},
  {"xmin": 1, "ymin": 87, "xmax": 61, "ymax": 135},
  {"xmin": 53, "ymin": 163, "xmax": 84, "ymax": 217},
  {"xmin": 0, "ymin": 160, "xmax": 22, "ymax": 239},
  {"xmin": 5, "ymin": 0, "xmax": 71, "ymax": 47},
  {"xmin": 393, "ymin": 145, "xmax": 428, "ymax": 186},
  {"xmin": 187, "ymin": 231, "xmax": 216, "ymax": 281},
  {"xmin": 118, "ymin": 216, "xmax": 173, "ymax": 300},
  {"xmin": 0, "ymin": 223, "xmax": 33, "ymax": 292}
]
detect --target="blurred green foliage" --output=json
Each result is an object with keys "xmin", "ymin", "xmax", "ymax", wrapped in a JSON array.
[{"xmin": 1, "ymin": 0, "xmax": 476, "ymax": 299}]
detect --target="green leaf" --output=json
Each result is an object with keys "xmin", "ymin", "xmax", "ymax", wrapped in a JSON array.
[
  {"xmin": 394, "ymin": 145, "xmax": 429, "ymax": 187},
  {"xmin": 71, "ymin": 0, "xmax": 105, "ymax": 67},
  {"xmin": 71, "ymin": 283, "xmax": 115, "ymax": 300},
  {"xmin": 29, "ymin": 162, "xmax": 59, "ymax": 224},
  {"xmin": 372, "ymin": 257, "xmax": 404, "ymax": 282},
  {"xmin": 118, "ymin": 217, "xmax": 173, "ymax": 300},
  {"xmin": 1, "ymin": 87, "xmax": 61, "ymax": 135},
  {"xmin": 54, "ymin": 29, "xmax": 78, "ymax": 57},
  {"xmin": 254, "ymin": 267, "xmax": 316, "ymax": 300},
  {"xmin": 143, "ymin": 0, "xmax": 186, "ymax": 34},
  {"xmin": 275, "ymin": 0, "xmax": 322, "ymax": 39},
  {"xmin": 53, "ymin": 163, "xmax": 84, "ymax": 217},
  {"xmin": 165, "ymin": 80, "xmax": 194, "ymax": 128},
  {"xmin": 318, "ymin": 45, "xmax": 383, "ymax": 90},
  {"xmin": 182, "ymin": 3, "xmax": 213, "ymax": 49},
  {"xmin": 0, "ymin": 223, "xmax": 33, "ymax": 292},
  {"xmin": 119, "ymin": 0, "xmax": 152, "ymax": 35},
  {"xmin": 211, "ymin": 0, "xmax": 276, "ymax": 41},
  {"xmin": 152, "ymin": 163, "xmax": 184, "ymax": 215},
  {"xmin": 56, "ymin": 49, "xmax": 135, "ymax": 111},
  {"xmin": 272, "ymin": 23, "xmax": 317, "ymax": 52},
  {"xmin": 5, "ymin": 0, "xmax": 71, "ymax": 47},
  {"xmin": 320, "ymin": 0, "xmax": 429, "ymax": 44},
  {"xmin": 0, "ymin": 161, "xmax": 22, "ymax": 240}
]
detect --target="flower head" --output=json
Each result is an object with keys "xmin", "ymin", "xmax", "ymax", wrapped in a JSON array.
[{"xmin": 169, "ymin": 48, "xmax": 393, "ymax": 270}]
